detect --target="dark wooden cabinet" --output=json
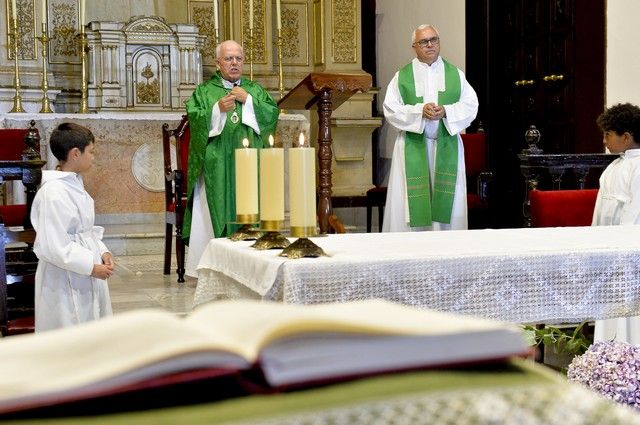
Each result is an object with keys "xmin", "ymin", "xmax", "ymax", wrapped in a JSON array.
[{"xmin": 466, "ymin": 0, "xmax": 605, "ymax": 227}]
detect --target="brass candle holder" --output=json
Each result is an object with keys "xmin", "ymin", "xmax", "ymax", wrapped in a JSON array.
[
  {"xmin": 9, "ymin": 18, "xmax": 25, "ymax": 113},
  {"xmin": 280, "ymin": 226, "xmax": 327, "ymax": 259},
  {"xmin": 228, "ymin": 214, "xmax": 263, "ymax": 241},
  {"xmin": 37, "ymin": 23, "xmax": 53, "ymax": 113},
  {"xmin": 251, "ymin": 220, "xmax": 290, "ymax": 250},
  {"xmin": 77, "ymin": 31, "xmax": 89, "ymax": 113},
  {"xmin": 248, "ymin": 27, "xmax": 254, "ymax": 81},
  {"xmin": 277, "ymin": 28, "xmax": 285, "ymax": 100}
]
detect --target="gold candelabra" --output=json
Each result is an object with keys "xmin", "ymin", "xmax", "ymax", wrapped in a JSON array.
[
  {"xmin": 248, "ymin": 28, "xmax": 254, "ymax": 80},
  {"xmin": 37, "ymin": 23, "xmax": 53, "ymax": 113},
  {"xmin": 78, "ymin": 31, "xmax": 89, "ymax": 113},
  {"xmin": 9, "ymin": 18, "xmax": 25, "ymax": 113},
  {"xmin": 277, "ymin": 28, "xmax": 285, "ymax": 100}
]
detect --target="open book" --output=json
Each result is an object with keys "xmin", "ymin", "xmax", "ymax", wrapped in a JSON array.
[{"xmin": 0, "ymin": 299, "xmax": 529, "ymax": 415}]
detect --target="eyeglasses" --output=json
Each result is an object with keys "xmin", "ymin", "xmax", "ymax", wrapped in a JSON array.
[
  {"xmin": 414, "ymin": 37, "xmax": 440, "ymax": 47},
  {"xmin": 220, "ymin": 56, "xmax": 244, "ymax": 63}
]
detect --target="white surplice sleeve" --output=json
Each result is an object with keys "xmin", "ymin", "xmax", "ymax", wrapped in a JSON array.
[
  {"xmin": 208, "ymin": 102, "xmax": 226, "ymax": 138},
  {"xmin": 442, "ymin": 69, "xmax": 479, "ymax": 136},
  {"xmin": 241, "ymin": 93, "xmax": 260, "ymax": 135},
  {"xmin": 383, "ymin": 72, "xmax": 426, "ymax": 134},
  {"xmin": 32, "ymin": 189, "xmax": 95, "ymax": 276},
  {"xmin": 620, "ymin": 166, "xmax": 640, "ymax": 225}
]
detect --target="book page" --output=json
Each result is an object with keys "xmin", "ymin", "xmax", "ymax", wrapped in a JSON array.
[
  {"xmin": 187, "ymin": 299, "xmax": 525, "ymax": 361},
  {"xmin": 0, "ymin": 309, "xmax": 248, "ymax": 411}
]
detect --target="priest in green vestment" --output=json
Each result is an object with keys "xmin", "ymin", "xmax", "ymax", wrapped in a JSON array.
[
  {"xmin": 382, "ymin": 24, "xmax": 478, "ymax": 232},
  {"xmin": 184, "ymin": 40, "xmax": 279, "ymax": 277}
]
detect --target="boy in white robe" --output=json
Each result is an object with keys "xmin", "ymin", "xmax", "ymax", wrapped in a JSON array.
[
  {"xmin": 31, "ymin": 123, "xmax": 115, "ymax": 332},
  {"xmin": 592, "ymin": 103, "xmax": 640, "ymax": 344}
]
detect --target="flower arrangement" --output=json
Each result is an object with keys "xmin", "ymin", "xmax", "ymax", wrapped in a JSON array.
[{"xmin": 567, "ymin": 340, "xmax": 640, "ymax": 409}]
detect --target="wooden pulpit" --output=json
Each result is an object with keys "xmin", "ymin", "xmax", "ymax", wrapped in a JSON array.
[{"xmin": 278, "ymin": 72, "xmax": 372, "ymax": 233}]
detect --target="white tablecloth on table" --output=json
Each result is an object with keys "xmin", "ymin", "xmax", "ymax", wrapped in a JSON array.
[{"xmin": 194, "ymin": 226, "xmax": 640, "ymax": 324}]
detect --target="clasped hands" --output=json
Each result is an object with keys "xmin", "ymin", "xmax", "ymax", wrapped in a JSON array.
[
  {"xmin": 218, "ymin": 86, "xmax": 249, "ymax": 112},
  {"xmin": 91, "ymin": 252, "xmax": 115, "ymax": 280},
  {"xmin": 423, "ymin": 102, "xmax": 446, "ymax": 120}
]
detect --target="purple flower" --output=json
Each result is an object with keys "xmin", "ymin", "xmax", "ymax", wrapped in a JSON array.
[{"xmin": 568, "ymin": 341, "xmax": 640, "ymax": 409}]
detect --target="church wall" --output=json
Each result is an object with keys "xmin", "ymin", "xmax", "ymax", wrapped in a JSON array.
[
  {"xmin": 605, "ymin": 0, "xmax": 640, "ymax": 107},
  {"xmin": 374, "ymin": 0, "xmax": 466, "ymax": 159}
]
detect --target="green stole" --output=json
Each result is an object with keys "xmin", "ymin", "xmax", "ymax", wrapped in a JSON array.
[{"xmin": 399, "ymin": 59, "xmax": 461, "ymax": 226}]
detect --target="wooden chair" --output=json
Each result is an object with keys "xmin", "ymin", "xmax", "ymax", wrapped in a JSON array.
[
  {"xmin": 357, "ymin": 125, "xmax": 492, "ymax": 232},
  {"xmin": 0, "ymin": 122, "xmax": 39, "ymax": 227},
  {"xmin": 529, "ymin": 189, "xmax": 598, "ymax": 227},
  {"xmin": 461, "ymin": 124, "xmax": 493, "ymax": 229},
  {"xmin": 162, "ymin": 116, "xmax": 190, "ymax": 283}
]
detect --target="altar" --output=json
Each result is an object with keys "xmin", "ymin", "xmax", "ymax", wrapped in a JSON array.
[
  {"xmin": 193, "ymin": 225, "xmax": 640, "ymax": 324},
  {"xmin": 0, "ymin": 112, "xmax": 309, "ymax": 221}
]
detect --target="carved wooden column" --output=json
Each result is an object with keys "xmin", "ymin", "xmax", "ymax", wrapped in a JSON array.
[{"xmin": 278, "ymin": 72, "xmax": 372, "ymax": 234}]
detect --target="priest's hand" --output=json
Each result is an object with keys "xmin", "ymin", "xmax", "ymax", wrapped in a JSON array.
[
  {"xmin": 91, "ymin": 263, "xmax": 114, "ymax": 280},
  {"xmin": 218, "ymin": 94, "xmax": 237, "ymax": 112},
  {"xmin": 423, "ymin": 103, "xmax": 446, "ymax": 120},
  {"xmin": 230, "ymin": 86, "xmax": 248, "ymax": 104}
]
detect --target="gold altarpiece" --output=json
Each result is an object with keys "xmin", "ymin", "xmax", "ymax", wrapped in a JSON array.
[{"xmin": 1, "ymin": 0, "xmax": 379, "ymax": 226}]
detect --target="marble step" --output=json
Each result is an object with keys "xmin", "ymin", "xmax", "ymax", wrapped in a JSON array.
[{"xmin": 102, "ymin": 222, "xmax": 168, "ymax": 256}]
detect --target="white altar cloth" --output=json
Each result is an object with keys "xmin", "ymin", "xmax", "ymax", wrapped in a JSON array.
[{"xmin": 194, "ymin": 226, "xmax": 640, "ymax": 324}]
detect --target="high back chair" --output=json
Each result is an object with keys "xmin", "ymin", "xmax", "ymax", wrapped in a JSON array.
[
  {"xmin": 461, "ymin": 124, "xmax": 493, "ymax": 229},
  {"xmin": 162, "ymin": 116, "xmax": 190, "ymax": 283},
  {"xmin": 529, "ymin": 189, "xmax": 598, "ymax": 227}
]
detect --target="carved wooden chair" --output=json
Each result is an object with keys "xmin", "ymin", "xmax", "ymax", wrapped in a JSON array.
[
  {"xmin": 529, "ymin": 189, "xmax": 598, "ymax": 227},
  {"xmin": 0, "ymin": 122, "xmax": 42, "ymax": 336},
  {"xmin": 462, "ymin": 124, "xmax": 493, "ymax": 229},
  {"xmin": 162, "ymin": 116, "xmax": 190, "ymax": 283}
]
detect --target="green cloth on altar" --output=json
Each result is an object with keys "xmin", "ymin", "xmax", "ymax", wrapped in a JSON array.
[
  {"xmin": 399, "ymin": 59, "xmax": 461, "ymax": 226},
  {"xmin": 6, "ymin": 359, "xmax": 640, "ymax": 425},
  {"xmin": 184, "ymin": 72, "xmax": 279, "ymax": 239}
]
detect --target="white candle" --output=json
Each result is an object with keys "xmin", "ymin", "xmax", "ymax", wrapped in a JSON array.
[
  {"xmin": 10, "ymin": 0, "xmax": 16, "ymax": 21},
  {"xmin": 42, "ymin": 0, "xmax": 46, "ymax": 25},
  {"xmin": 235, "ymin": 138, "xmax": 259, "ymax": 222},
  {"xmin": 259, "ymin": 135, "xmax": 284, "ymax": 229},
  {"xmin": 248, "ymin": 0, "xmax": 253, "ymax": 29},
  {"xmin": 212, "ymin": 0, "xmax": 219, "ymax": 31},
  {"xmin": 276, "ymin": 0, "xmax": 281, "ymax": 30},
  {"xmin": 289, "ymin": 133, "xmax": 316, "ymax": 235},
  {"xmin": 80, "ymin": 0, "xmax": 85, "ymax": 27}
]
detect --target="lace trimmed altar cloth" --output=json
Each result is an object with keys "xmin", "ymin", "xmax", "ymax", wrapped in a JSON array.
[{"xmin": 194, "ymin": 225, "xmax": 640, "ymax": 324}]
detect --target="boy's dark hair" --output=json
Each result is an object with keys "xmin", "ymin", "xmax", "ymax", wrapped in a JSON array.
[
  {"xmin": 49, "ymin": 123, "xmax": 95, "ymax": 162},
  {"xmin": 596, "ymin": 103, "xmax": 640, "ymax": 141}
]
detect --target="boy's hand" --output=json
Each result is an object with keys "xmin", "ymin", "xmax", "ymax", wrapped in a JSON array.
[
  {"xmin": 91, "ymin": 264, "xmax": 114, "ymax": 279},
  {"xmin": 102, "ymin": 252, "xmax": 115, "ymax": 267}
]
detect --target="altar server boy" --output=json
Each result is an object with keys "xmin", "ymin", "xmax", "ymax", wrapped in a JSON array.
[
  {"xmin": 592, "ymin": 103, "xmax": 640, "ymax": 343},
  {"xmin": 31, "ymin": 123, "xmax": 115, "ymax": 332}
]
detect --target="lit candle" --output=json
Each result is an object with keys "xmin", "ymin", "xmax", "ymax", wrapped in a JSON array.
[
  {"xmin": 235, "ymin": 138, "xmax": 259, "ymax": 223},
  {"xmin": 248, "ymin": 0, "xmax": 253, "ymax": 29},
  {"xmin": 259, "ymin": 135, "xmax": 284, "ymax": 230},
  {"xmin": 42, "ymin": 0, "xmax": 46, "ymax": 25},
  {"xmin": 212, "ymin": 0, "xmax": 219, "ymax": 31},
  {"xmin": 10, "ymin": 0, "xmax": 16, "ymax": 22},
  {"xmin": 289, "ymin": 133, "xmax": 316, "ymax": 236},
  {"xmin": 276, "ymin": 0, "xmax": 281, "ymax": 30}
]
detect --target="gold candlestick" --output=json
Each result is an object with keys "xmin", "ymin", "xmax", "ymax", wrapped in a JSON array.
[
  {"xmin": 77, "ymin": 31, "xmax": 89, "ymax": 114},
  {"xmin": 277, "ymin": 28, "xmax": 285, "ymax": 100},
  {"xmin": 248, "ymin": 27, "xmax": 254, "ymax": 80},
  {"xmin": 9, "ymin": 18, "xmax": 25, "ymax": 113},
  {"xmin": 37, "ymin": 23, "xmax": 53, "ymax": 113}
]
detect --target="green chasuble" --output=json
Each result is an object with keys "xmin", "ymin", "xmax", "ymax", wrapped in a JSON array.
[
  {"xmin": 399, "ymin": 59, "xmax": 461, "ymax": 226},
  {"xmin": 184, "ymin": 72, "xmax": 279, "ymax": 240}
]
